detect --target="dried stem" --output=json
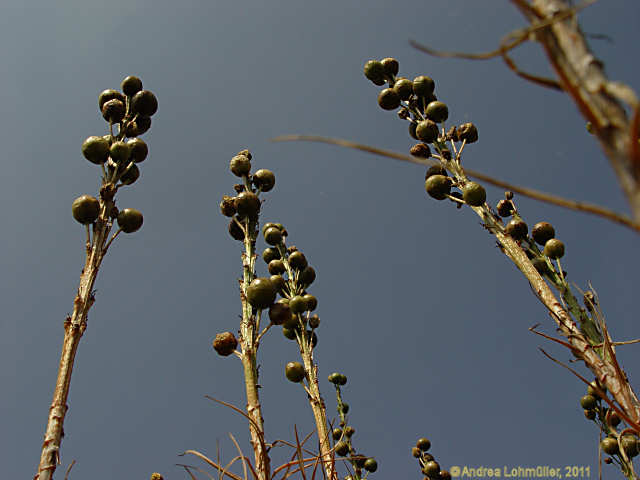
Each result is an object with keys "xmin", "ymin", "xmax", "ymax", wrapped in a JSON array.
[
  {"xmin": 36, "ymin": 183, "xmax": 117, "ymax": 480},
  {"xmin": 238, "ymin": 217, "xmax": 270, "ymax": 480},
  {"xmin": 272, "ymin": 135, "xmax": 640, "ymax": 234}
]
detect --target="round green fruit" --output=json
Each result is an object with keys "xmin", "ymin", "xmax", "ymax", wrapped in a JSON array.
[
  {"xmin": 212, "ymin": 331, "xmax": 237, "ymax": 356},
  {"xmin": 289, "ymin": 295, "xmax": 307, "ymax": 314},
  {"xmin": 246, "ymin": 277, "xmax": 277, "ymax": 309},
  {"xmin": 300, "ymin": 266, "xmax": 316, "ymax": 286},
  {"xmin": 131, "ymin": 90, "xmax": 158, "ymax": 117},
  {"xmin": 262, "ymin": 247, "xmax": 280, "ymax": 263},
  {"xmin": 580, "ymin": 394, "xmax": 597, "ymax": 410},
  {"xmin": 423, "ymin": 461, "xmax": 440, "ymax": 477},
  {"xmin": 285, "ymin": 361, "xmax": 305, "ymax": 382},
  {"xmin": 110, "ymin": 141, "xmax": 131, "ymax": 163},
  {"xmin": 72, "ymin": 195, "xmax": 100, "ymax": 224},
  {"xmin": 425, "ymin": 174, "xmax": 451, "ymax": 200},
  {"xmin": 121, "ymin": 75, "xmax": 143, "ymax": 96},
  {"xmin": 601, "ymin": 437, "xmax": 619, "ymax": 455},
  {"xmin": 101, "ymin": 99, "xmax": 126, "ymax": 123},
  {"xmin": 128, "ymin": 138, "xmax": 148, "ymax": 163},
  {"xmin": 120, "ymin": 164, "xmax": 140, "ymax": 185},
  {"xmin": 532, "ymin": 222, "xmax": 555, "ymax": 246},
  {"xmin": 544, "ymin": 238, "xmax": 565, "ymax": 259},
  {"xmin": 334, "ymin": 441, "xmax": 349, "ymax": 457},
  {"xmin": 98, "ymin": 89, "xmax": 125, "ymax": 110},
  {"xmin": 458, "ymin": 122, "xmax": 478, "ymax": 143},
  {"xmin": 378, "ymin": 88, "xmax": 401, "ymax": 110},
  {"xmin": 462, "ymin": 182, "xmax": 486, "ymax": 206},
  {"xmin": 425, "ymin": 101, "xmax": 448, "ymax": 123},
  {"xmin": 393, "ymin": 78, "xmax": 413, "ymax": 100},
  {"xmin": 413, "ymin": 76, "xmax": 435, "ymax": 97},
  {"xmin": 268, "ymin": 302, "xmax": 290, "ymax": 325},
  {"xmin": 234, "ymin": 191, "xmax": 260, "ymax": 219},
  {"xmin": 381, "ymin": 57, "xmax": 399, "ymax": 77},
  {"xmin": 302, "ymin": 294, "xmax": 317, "ymax": 311},
  {"xmin": 268, "ymin": 259, "xmax": 285, "ymax": 275},
  {"xmin": 363, "ymin": 458, "xmax": 378, "ymax": 473},
  {"xmin": 264, "ymin": 226, "xmax": 283, "ymax": 245},
  {"xmin": 332, "ymin": 428, "xmax": 342, "ymax": 440},
  {"xmin": 117, "ymin": 208, "xmax": 143, "ymax": 233},
  {"xmin": 506, "ymin": 219, "xmax": 528, "ymax": 240},
  {"xmin": 82, "ymin": 136, "xmax": 110, "ymax": 164},
  {"xmin": 253, "ymin": 169, "xmax": 275, "ymax": 192},
  {"xmin": 416, "ymin": 120, "xmax": 438, "ymax": 143},
  {"xmin": 230, "ymin": 154, "xmax": 251, "ymax": 177},
  {"xmin": 417, "ymin": 437, "xmax": 431, "ymax": 451},
  {"xmin": 288, "ymin": 250, "xmax": 307, "ymax": 270},
  {"xmin": 363, "ymin": 60, "xmax": 385, "ymax": 84}
]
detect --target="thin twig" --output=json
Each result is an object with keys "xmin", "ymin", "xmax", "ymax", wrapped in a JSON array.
[
  {"xmin": 63, "ymin": 460, "xmax": 76, "ymax": 480},
  {"xmin": 180, "ymin": 450, "xmax": 244, "ymax": 480},
  {"xmin": 272, "ymin": 135, "xmax": 640, "ymax": 233}
]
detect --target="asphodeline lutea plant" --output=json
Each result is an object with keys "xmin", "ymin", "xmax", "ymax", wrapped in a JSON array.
[
  {"xmin": 363, "ymin": 57, "xmax": 640, "ymax": 479},
  {"xmin": 410, "ymin": 437, "xmax": 451, "ymax": 480},
  {"xmin": 326, "ymin": 373, "xmax": 379, "ymax": 480},
  {"xmin": 36, "ymin": 75, "xmax": 158, "ymax": 480},
  {"xmin": 209, "ymin": 151, "xmax": 378, "ymax": 480}
]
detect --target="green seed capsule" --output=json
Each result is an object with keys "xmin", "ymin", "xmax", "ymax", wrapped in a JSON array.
[
  {"xmin": 506, "ymin": 219, "xmax": 528, "ymax": 240},
  {"xmin": 98, "ymin": 89, "xmax": 125, "ymax": 110},
  {"xmin": 128, "ymin": 138, "xmax": 148, "ymax": 163},
  {"xmin": 363, "ymin": 458, "xmax": 377, "ymax": 473},
  {"xmin": 334, "ymin": 441, "xmax": 349, "ymax": 457},
  {"xmin": 234, "ymin": 191, "xmax": 260, "ymax": 219},
  {"xmin": 72, "ymin": 195, "xmax": 100, "ymax": 224},
  {"xmin": 531, "ymin": 222, "xmax": 555, "ymax": 246},
  {"xmin": 121, "ymin": 75, "xmax": 143, "ymax": 96},
  {"xmin": 262, "ymin": 247, "xmax": 280, "ymax": 263},
  {"xmin": 378, "ymin": 88, "xmax": 401, "ymax": 110},
  {"xmin": 288, "ymin": 251, "xmax": 308, "ymax": 270},
  {"xmin": 425, "ymin": 101, "xmax": 449, "ymax": 123},
  {"xmin": 246, "ymin": 277, "xmax": 277, "ymax": 309},
  {"xmin": 285, "ymin": 361, "xmax": 305, "ymax": 382},
  {"xmin": 380, "ymin": 57, "xmax": 399, "ymax": 77},
  {"xmin": 102, "ymin": 99, "xmax": 126, "ymax": 123},
  {"xmin": 458, "ymin": 122, "xmax": 478, "ymax": 143},
  {"xmin": 543, "ymin": 238, "xmax": 565, "ymax": 259},
  {"xmin": 425, "ymin": 175, "xmax": 451, "ymax": 200},
  {"xmin": 462, "ymin": 182, "xmax": 486, "ymax": 206},
  {"xmin": 363, "ymin": 60, "xmax": 386, "ymax": 84},
  {"xmin": 254, "ymin": 169, "xmax": 275, "ymax": 192},
  {"xmin": 117, "ymin": 208, "xmax": 143, "ymax": 233},
  {"xmin": 580, "ymin": 394, "xmax": 597, "ymax": 410},
  {"xmin": 332, "ymin": 428, "xmax": 342, "ymax": 440},
  {"xmin": 289, "ymin": 295, "xmax": 307, "ymax": 314},
  {"xmin": 268, "ymin": 302, "xmax": 290, "ymax": 325},
  {"xmin": 412, "ymin": 76, "xmax": 435, "ymax": 97},
  {"xmin": 110, "ymin": 141, "xmax": 131, "ymax": 163},
  {"xmin": 131, "ymin": 90, "xmax": 158, "ymax": 117},
  {"xmin": 212, "ymin": 332, "xmax": 237, "ymax": 356},
  {"xmin": 264, "ymin": 227, "xmax": 283, "ymax": 246},
  {"xmin": 82, "ymin": 136, "xmax": 110, "ymax": 164},
  {"xmin": 393, "ymin": 78, "xmax": 413, "ymax": 100},
  {"xmin": 120, "ymin": 163, "xmax": 140, "ymax": 185},
  {"xmin": 230, "ymin": 154, "xmax": 251, "ymax": 177},
  {"xmin": 423, "ymin": 461, "xmax": 440, "ymax": 477},
  {"xmin": 268, "ymin": 259, "xmax": 285, "ymax": 275},
  {"xmin": 600, "ymin": 437, "xmax": 619, "ymax": 455},
  {"xmin": 302, "ymin": 294, "xmax": 317, "ymax": 311},
  {"xmin": 416, "ymin": 120, "xmax": 439, "ymax": 143}
]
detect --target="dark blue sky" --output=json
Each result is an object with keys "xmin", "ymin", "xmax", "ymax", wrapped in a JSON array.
[{"xmin": 3, "ymin": 1, "xmax": 640, "ymax": 479}]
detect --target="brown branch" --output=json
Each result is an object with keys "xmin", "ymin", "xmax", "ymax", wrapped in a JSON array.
[
  {"xmin": 272, "ymin": 135, "xmax": 640, "ymax": 233},
  {"xmin": 180, "ymin": 450, "xmax": 244, "ymax": 480}
]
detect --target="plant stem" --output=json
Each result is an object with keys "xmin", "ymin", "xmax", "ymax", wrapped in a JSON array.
[
  {"xmin": 299, "ymin": 334, "xmax": 335, "ymax": 480},
  {"xmin": 36, "ymin": 184, "xmax": 117, "ymax": 480},
  {"xmin": 239, "ymin": 219, "xmax": 270, "ymax": 480}
]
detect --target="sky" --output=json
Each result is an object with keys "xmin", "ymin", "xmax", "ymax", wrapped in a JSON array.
[{"xmin": 3, "ymin": 1, "xmax": 640, "ymax": 479}]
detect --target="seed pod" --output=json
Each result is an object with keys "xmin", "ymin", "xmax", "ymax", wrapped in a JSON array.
[
  {"xmin": 543, "ymin": 238, "xmax": 565, "ymax": 259},
  {"xmin": 416, "ymin": 120, "xmax": 439, "ymax": 143},
  {"xmin": 328, "ymin": 372, "xmax": 343, "ymax": 385},
  {"xmin": 607, "ymin": 411, "xmax": 621, "ymax": 427},
  {"xmin": 496, "ymin": 199, "xmax": 513, "ymax": 217},
  {"xmin": 267, "ymin": 302, "xmax": 290, "ymax": 325},
  {"xmin": 363, "ymin": 60, "xmax": 386, "ymax": 84},
  {"xmin": 230, "ymin": 154, "xmax": 251, "ymax": 177},
  {"xmin": 332, "ymin": 428, "xmax": 342, "ymax": 440},
  {"xmin": 212, "ymin": 332, "xmax": 238, "ymax": 356},
  {"xmin": 246, "ymin": 277, "xmax": 277, "ymax": 309},
  {"xmin": 270, "ymin": 274, "xmax": 286, "ymax": 294},
  {"xmin": 309, "ymin": 314, "xmax": 320, "ymax": 329},
  {"xmin": 621, "ymin": 435, "xmax": 639, "ymax": 458},
  {"xmin": 120, "ymin": 163, "xmax": 140, "ymax": 185},
  {"xmin": 110, "ymin": 141, "xmax": 131, "ymax": 163},
  {"xmin": 81, "ymin": 136, "xmax": 110, "ymax": 164},
  {"xmin": 300, "ymin": 266, "xmax": 316, "ymax": 286},
  {"xmin": 425, "ymin": 101, "xmax": 448, "ymax": 123},
  {"xmin": 228, "ymin": 217, "xmax": 244, "ymax": 240},
  {"xmin": 302, "ymin": 293, "xmax": 317, "ymax": 311},
  {"xmin": 220, "ymin": 195, "xmax": 236, "ymax": 217},
  {"xmin": 410, "ymin": 143, "xmax": 431, "ymax": 158},
  {"xmin": 413, "ymin": 75, "xmax": 435, "ymax": 97},
  {"xmin": 131, "ymin": 90, "xmax": 158, "ymax": 117},
  {"xmin": 425, "ymin": 165, "xmax": 447, "ymax": 179},
  {"xmin": 282, "ymin": 326, "xmax": 297, "ymax": 340},
  {"xmin": 235, "ymin": 191, "xmax": 261, "ymax": 219},
  {"xmin": 285, "ymin": 361, "xmax": 305, "ymax": 382},
  {"xmin": 264, "ymin": 227, "xmax": 282, "ymax": 246},
  {"xmin": 531, "ymin": 222, "xmax": 555, "ymax": 246},
  {"xmin": 381, "ymin": 57, "xmax": 399, "ymax": 77},
  {"xmin": 363, "ymin": 458, "xmax": 378, "ymax": 473},
  {"xmin": 462, "ymin": 182, "xmax": 486, "ymax": 206},
  {"xmin": 416, "ymin": 438, "xmax": 431, "ymax": 451},
  {"xmin": 262, "ymin": 247, "xmax": 280, "ymax": 263},
  {"xmin": 506, "ymin": 218, "xmax": 528, "ymax": 240},
  {"xmin": 252, "ymin": 169, "xmax": 275, "ymax": 192},
  {"xmin": 394, "ymin": 78, "xmax": 414, "ymax": 100},
  {"xmin": 128, "ymin": 138, "xmax": 148, "ymax": 163},
  {"xmin": 121, "ymin": 75, "xmax": 143, "ymax": 96},
  {"xmin": 117, "ymin": 208, "xmax": 143, "ymax": 233},
  {"xmin": 334, "ymin": 441, "xmax": 349, "ymax": 457},
  {"xmin": 411, "ymin": 447, "xmax": 421, "ymax": 458},
  {"xmin": 583, "ymin": 409, "xmax": 596, "ymax": 420},
  {"xmin": 102, "ymin": 98, "xmax": 126, "ymax": 123},
  {"xmin": 425, "ymin": 175, "xmax": 452, "ymax": 200},
  {"xmin": 423, "ymin": 461, "xmax": 440, "ymax": 477},
  {"xmin": 601, "ymin": 437, "xmax": 619, "ymax": 455},
  {"xmin": 125, "ymin": 116, "xmax": 152, "ymax": 137},
  {"xmin": 98, "ymin": 89, "xmax": 125, "ymax": 110},
  {"xmin": 580, "ymin": 395, "xmax": 597, "ymax": 410},
  {"xmin": 268, "ymin": 259, "xmax": 285, "ymax": 275},
  {"xmin": 458, "ymin": 122, "xmax": 479, "ymax": 143},
  {"xmin": 588, "ymin": 380, "xmax": 607, "ymax": 398},
  {"xmin": 440, "ymin": 471, "xmax": 452, "ymax": 480},
  {"xmin": 378, "ymin": 88, "xmax": 401, "ymax": 110},
  {"xmin": 288, "ymin": 251, "xmax": 308, "ymax": 270},
  {"xmin": 72, "ymin": 195, "xmax": 100, "ymax": 224},
  {"xmin": 150, "ymin": 473, "xmax": 164, "ymax": 480},
  {"xmin": 342, "ymin": 425, "xmax": 355, "ymax": 437},
  {"xmin": 289, "ymin": 295, "xmax": 307, "ymax": 314}
]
